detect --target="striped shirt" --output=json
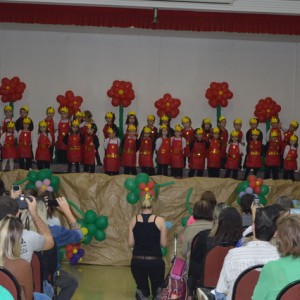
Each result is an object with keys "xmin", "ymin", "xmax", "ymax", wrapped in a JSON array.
[{"xmin": 216, "ymin": 240, "xmax": 280, "ymax": 300}]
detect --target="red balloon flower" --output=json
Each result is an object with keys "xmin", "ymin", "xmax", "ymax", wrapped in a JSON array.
[
  {"xmin": 205, "ymin": 82, "xmax": 233, "ymax": 108},
  {"xmin": 107, "ymin": 80, "xmax": 135, "ymax": 108},
  {"xmin": 154, "ymin": 93, "xmax": 181, "ymax": 118},
  {"xmin": 56, "ymin": 90, "xmax": 83, "ymax": 116},
  {"xmin": 254, "ymin": 97, "xmax": 281, "ymax": 123},
  {"xmin": 139, "ymin": 180, "xmax": 155, "ymax": 196},
  {"xmin": 0, "ymin": 76, "xmax": 26, "ymax": 103}
]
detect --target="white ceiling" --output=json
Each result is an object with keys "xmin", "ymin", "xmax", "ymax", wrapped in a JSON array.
[{"xmin": 2, "ymin": 0, "xmax": 300, "ymax": 15}]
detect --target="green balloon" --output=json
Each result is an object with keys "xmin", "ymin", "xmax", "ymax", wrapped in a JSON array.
[
  {"xmin": 154, "ymin": 186, "xmax": 159, "ymax": 196},
  {"xmin": 135, "ymin": 173, "xmax": 149, "ymax": 185},
  {"xmin": 258, "ymin": 195, "xmax": 267, "ymax": 206},
  {"xmin": 37, "ymin": 169, "xmax": 53, "ymax": 181},
  {"xmin": 85, "ymin": 210, "xmax": 97, "ymax": 224},
  {"xmin": 237, "ymin": 196, "xmax": 241, "ymax": 206},
  {"xmin": 94, "ymin": 230, "xmax": 106, "ymax": 241},
  {"xmin": 181, "ymin": 216, "xmax": 189, "ymax": 228},
  {"xmin": 236, "ymin": 181, "xmax": 249, "ymax": 193},
  {"xmin": 126, "ymin": 192, "xmax": 139, "ymax": 204},
  {"xmin": 82, "ymin": 234, "xmax": 93, "ymax": 245},
  {"xmin": 95, "ymin": 216, "xmax": 108, "ymax": 230},
  {"xmin": 77, "ymin": 219, "xmax": 86, "ymax": 227},
  {"xmin": 50, "ymin": 176, "xmax": 60, "ymax": 192},
  {"xmin": 124, "ymin": 178, "xmax": 137, "ymax": 192},
  {"xmin": 161, "ymin": 247, "xmax": 168, "ymax": 257},
  {"xmin": 27, "ymin": 170, "xmax": 38, "ymax": 182},
  {"xmin": 25, "ymin": 182, "xmax": 36, "ymax": 190},
  {"xmin": 86, "ymin": 223, "xmax": 97, "ymax": 235},
  {"xmin": 260, "ymin": 185, "xmax": 270, "ymax": 196}
]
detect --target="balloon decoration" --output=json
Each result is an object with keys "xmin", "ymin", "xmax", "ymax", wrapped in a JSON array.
[
  {"xmin": 205, "ymin": 81, "xmax": 233, "ymax": 122},
  {"xmin": 124, "ymin": 173, "xmax": 175, "ymax": 205},
  {"xmin": 65, "ymin": 243, "xmax": 85, "ymax": 265},
  {"xmin": 56, "ymin": 90, "xmax": 83, "ymax": 116},
  {"xmin": 236, "ymin": 175, "xmax": 269, "ymax": 206},
  {"xmin": 154, "ymin": 93, "xmax": 181, "ymax": 118},
  {"xmin": 106, "ymin": 80, "xmax": 135, "ymax": 108},
  {"xmin": 14, "ymin": 169, "xmax": 60, "ymax": 193},
  {"xmin": 0, "ymin": 76, "xmax": 26, "ymax": 103},
  {"xmin": 181, "ymin": 188, "xmax": 193, "ymax": 228},
  {"xmin": 254, "ymin": 97, "xmax": 281, "ymax": 131},
  {"xmin": 68, "ymin": 200, "xmax": 109, "ymax": 244}
]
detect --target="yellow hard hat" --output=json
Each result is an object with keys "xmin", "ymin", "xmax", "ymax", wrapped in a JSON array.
[
  {"xmin": 21, "ymin": 105, "xmax": 29, "ymax": 112},
  {"xmin": 231, "ymin": 130, "xmax": 239, "ymax": 137},
  {"xmin": 143, "ymin": 126, "xmax": 151, "ymax": 133},
  {"xmin": 270, "ymin": 116, "xmax": 279, "ymax": 123},
  {"xmin": 7, "ymin": 121, "xmax": 15, "ymax": 128},
  {"xmin": 128, "ymin": 125, "xmax": 136, "ymax": 132},
  {"xmin": 4, "ymin": 105, "xmax": 12, "ymax": 111},
  {"xmin": 39, "ymin": 120, "xmax": 47, "ymax": 127},
  {"xmin": 290, "ymin": 120, "xmax": 299, "ymax": 128},
  {"xmin": 196, "ymin": 128, "xmax": 203, "ymax": 135},
  {"xmin": 290, "ymin": 134, "xmax": 298, "ymax": 141},
  {"xmin": 60, "ymin": 106, "xmax": 69, "ymax": 114},
  {"xmin": 75, "ymin": 111, "xmax": 83, "ymax": 117},
  {"xmin": 46, "ymin": 107, "xmax": 55, "ymax": 114},
  {"xmin": 234, "ymin": 118, "xmax": 242, "ymax": 125},
  {"xmin": 72, "ymin": 119, "xmax": 80, "ymax": 127},
  {"xmin": 218, "ymin": 116, "xmax": 226, "ymax": 122},
  {"xmin": 107, "ymin": 127, "xmax": 113, "ymax": 134},
  {"xmin": 175, "ymin": 124, "xmax": 183, "ymax": 132},
  {"xmin": 160, "ymin": 124, "xmax": 168, "ymax": 130},
  {"xmin": 250, "ymin": 118, "xmax": 258, "ymax": 124},
  {"xmin": 271, "ymin": 131, "xmax": 278, "ymax": 138},
  {"xmin": 147, "ymin": 114, "xmax": 155, "ymax": 121},
  {"xmin": 23, "ymin": 117, "xmax": 31, "ymax": 124},
  {"xmin": 252, "ymin": 129, "xmax": 260, "ymax": 135},
  {"xmin": 105, "ymin": 112, "xmax": 113, "ymax": 118},
  {"xmin": 161, "ymin": 115, "xmax": 169, "ymax": 121},
  {"xmin": 181, "ymin": 116, "xmax": 191, "ymax": 124},
  {"xmin": 203, "ymin": 117, "xmax": 211, "ymax": 124},
  {"xmin": 127, "ymin": 111, "xmax": 136, "ymax": 116},
  {"xmin": 213, "ymin": 127, "xmax": 220, "ymax": 134}
]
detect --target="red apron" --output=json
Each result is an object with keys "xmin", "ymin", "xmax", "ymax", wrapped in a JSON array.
[
  {"xmin": 170, "ymin": 138, "xmax": 184, "ymax": 168},
  {"xmin": 1, "ymin": 118, "xmax": 13, "ymax": 134},
  {"xmin": 203, "ymin": 130, "xmax": 213, "ymax": 143},
  {"xmin": 18, "ymin": 131, "xmax": 32, "ymax": 158},
  {"xmin": 83, "ymin": 135, "xmax": 96, "ymax": 165},
  {"xmin": 207, "ymin": 139, "xmax": 221, "ymax": 168},
  {"xmin": 104, "ymin": 140, "xmax": 119, "ymax": 172},
  {"xmin": 35, "ymin": 134, "xmax": 51, "ymax": 161},
  {"xmin": 2, "ymin": 133, "xmax": 17, "ymax": 159},
  {"xmin": 220, "ymin": 128, "xmax": 229, "ymax": 159},
  {"xmin": 182, "ymin": 128, "xmax": 194, "ymax": 157},
  {"xmin": 56, "ymin": 121, "xmax": 70, "ymax": 150},
  {"xmin": 122, "ymin": 137, "xmax": 136, "ymax": 167},
  {"xmin": 225, "ymin": 143, "xmax": 241, "ymax": 170},
  {"xmin": 67, "ymin": 134, "xmax": 82, "ymax": 163},
  {"xmin": 284, "ymin": 147, "xmax": 298, "ymax": 171},
  {"xmin": 189, "ymin": 141, "xmax": 206, "ymax": 170},
  {"xmin": 157, "ymin": 138, "xmax": 171, "ymax": 165},
  {"xmin": 237, "ymin": 131, "xmax": 243, "ymax": 144},
  {"xmin": 150, "ymin": 126, "xmax": 158, "ymax": 141},
  {"xmin": 45, "ymin": 117, "xmax": 55, "ymax": 147},
  {"xmin": 245, "ymin": 140, "xmax": 262, "ymax": 168},
  {"xmin": 138, "ymin": 138, "xmax": 154, "ymax": 167},
  {"xmin": 265, "ymin": 141, "xmax": 281, "ymax": 166}
]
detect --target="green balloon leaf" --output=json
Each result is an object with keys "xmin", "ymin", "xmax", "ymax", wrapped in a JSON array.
[
  {"xmin": 260, "ymin": 185, "xmax": 270, "ymax": 196},
  {"xmin": 86, "ymin": 223, "xmax": 97, "ymax": 235},
  {"xmin": 258, "ymin": 195, "xmax": 267, "ymax": 206},
  {"xmin": 82, "ymin": 234, "xmax": 93, "ymax": 245},
  {"xmin": 94, "ymin": 230, "xmax": 106, "ymax": 241},
  {"xmin": 135, "ymin": 173, "xmax": 149, "ymax": 185},
  {"xmin": 236, "ymin": 181, "xmax": 249, "ymax": 193},
  {"xmin": 77, "ymin": 219, "xmax": 86, "ymax": 227},
  {"xmin": 181, "ymin": 216, "xmax": 189, "ymax": 228},
  {"xmin": 126, "ymin": 192, "xmax": 139, "ymax": 204},
  {"xmin": 50, "ymin": 176, "xmax": 60, "ymax": 192},
  {"xmin": 85, "ymin": 210, "xmax": 97, "ymax": 224},
  {"xmin": 185, "ymin": 188, "xmax": 193, "ymax": 216},
  {"xmin": 124, "ymin": 178, "xmax": 137, "ymax": 192},
  {"xmin": 25, "ymin": 182, "xmax": 36, "ymax": 190},
  {"xmin": 37, "ymin": 169, "xmax": 53, "ymax": 181},
  {"xmin": 95, "ymin": 216, "xmax": 108, "ymax": 230},
  {"xmin": 161, "ymin": 247, "xmax": 168, "ymax": 257},
  {"xmin": 27, "ymin": 170, "xmax": 38, "ymax": 182}
]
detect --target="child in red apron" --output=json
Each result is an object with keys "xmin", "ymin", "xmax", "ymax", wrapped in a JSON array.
[
  {"xmin": 188, "ymin": 128, "xmax": 206, "ymax": 177},
  {"xmin": 35, "ymin": 120, "xmax": 52, "ymax": 170},
  {"xmin": 104, "ymin": 127, "xmax": 120, "ymax": 175},
  {"xmin": 63, "ymin": 119, "xmax": 84, "ymax": 173},
  {"xmin": 266, "ymin": 116, "xmax": 284, "ymax": 144},
  {"xmin": 15, "ymin": 105, "xmax": 34, "ymax": 132},
  {"xmin": 207, "ymin": 127, "xmax": 221, "ymax": 178},
  {"xmin": 122, "ymin": 124, "xmax": 138, "ymax": 175},
  {"xmin": 202, "ymin": 117, "xmax": 213, "ymax": 144},
  {"xmin": 138, "ymin": 126, "xmax": 155, "ymax": 176},
  {"xmin": 283, "ymin": 120, "xmax": 298, "ymax": 150},
  {"xmin": 44, "ymin": 107, "xmax": 56, "ymax": 160},
  {"xmin": 17, "ymin": 117, "xmax": 32, "ymax": 170},
  {"xmin": 0, "ymin": 121, "xmax": 17, "ymax": 171},
  {"xmin": 218, "ymin": 116, "xmax": 229, "ymax": 169},
  {"xmin": 170, "ymin": 124, "xmax": 186, "ymax": 178},
  {"xmin": 160, "ymin": 114, "xmax": 174, "ymax": 137},
  {"xmin": 140, "ymin": 114, "xmax": 158, "ymax": 142},
  {"xmin": 0, "ymin": 105, "xmax": 14, "ymax": 135},
  {"xmin": 264, "ymin": 131, "xmax": 281, "ymax": 180},
  {"xmin": 182, "ymin": 116, "xmax": 194, "ymax": 168},
  {"xmin": 283, "ymin": 134, "xmax": 298, "ymax": 181},
  {"xmin": 225, "ymin": 130, "xmax": 242, "ymax": 179},
  {"xmin": 103, "ymin": 112, "xmax": 119, "ymax": 139},
  {"xmin": 83, "ymin": 123, "xmax": 99, "ymax": 173},
  {"xmin": 244, "ymin": 129, "xmax": 263, "ymax": 180},
  {"xmin": 56, "ymin": 106, "xmax": 70, "ymax": 164},
  {"xmin": 125, "ymin": 111, "xmax": 139, "ymax": 138},
  {"xmin": 156, "ymin": 124, "xmax": 171, "ymax": 176}
]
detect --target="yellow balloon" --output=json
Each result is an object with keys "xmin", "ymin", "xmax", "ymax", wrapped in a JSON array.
[
  {"xmin": 72, "ymin": 249, "xmax": 78, "ymax": 254},
  {"xmin": 78, "ymin": 258, "xmax": 83, "ymax": 263},
  {"xmin": 81, "ymin": 227, "xmax": 88, "ymax": 236}
]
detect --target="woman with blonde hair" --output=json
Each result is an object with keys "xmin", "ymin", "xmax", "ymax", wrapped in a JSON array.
[
  {"xmin": 128, "ymin": 193, "xmax": 167, "ymax": 300},
  {"xmin": 0, "ymin": 215, "xmax": 33, "ymax": 300}
]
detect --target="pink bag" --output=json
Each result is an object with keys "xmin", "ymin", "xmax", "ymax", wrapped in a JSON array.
[{"xmin": 170, "ymin": 257, "xmax": 186, "ymax": 280}]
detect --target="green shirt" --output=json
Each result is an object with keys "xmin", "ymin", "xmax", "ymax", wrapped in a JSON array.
[{"xmin": 252, "ymin": 256, "xmax": 300, "ymax": 300}]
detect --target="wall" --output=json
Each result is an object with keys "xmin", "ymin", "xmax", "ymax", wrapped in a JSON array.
[{"xmin": 0, "ymin": 24, "xmax": 299, "ymax": 153}]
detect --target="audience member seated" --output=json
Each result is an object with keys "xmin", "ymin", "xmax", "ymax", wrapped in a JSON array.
[
  {"xmin": 240, "ymin": 193, "xmax": 255, "ymax": 227},
  {"xmin": 210, "ymin": 206, "xmax": 280, "ymax": 299},
  {"xmin": 252, "ymin": 214, "xmax": 300, "ymax": 300},
  {"xmin": 275, "ymin": 195, "xmax": 294, "ymax": 210},
  {"xmin": 0, "ymin": 194, "xmax": 54, "ymax": 263},
  {"xmin": 182, "ymin": 191, "xmax": 217, "ymax": 278},
  {"xmin": 188, "ymin": 206, "xmax": 242, "ymax": 299},
  {"xmin": 0, "ymin": 215, "xmax": 50, "ymax": 300}
]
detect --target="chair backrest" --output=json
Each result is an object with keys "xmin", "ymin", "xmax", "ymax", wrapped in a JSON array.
[
  {"xmin": 31, "ymin": 252, "xmax": 43, "ymax": 293},
  {"xmin": 203, "ymin": 245, "xmax": 233, "ymax": 288},
  {"xmin": 232, "ymin": 264, "xmax": 264, "ymax": 300},
  {"xmin": 276, "ymin": 280, "xmax": 300, "ymax": 300},
  {"xmin": 0, "ymin": 266, "xmax": 22, "ymax": 300}
]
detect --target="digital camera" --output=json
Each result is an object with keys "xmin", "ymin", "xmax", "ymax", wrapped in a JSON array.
[{"xmin": 16, "ymin": 194, "xmax": 33, "ymax": 209}]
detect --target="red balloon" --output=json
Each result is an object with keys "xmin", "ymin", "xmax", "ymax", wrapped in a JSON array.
[
  {"xmin": 1, "ymin": 78, "xmax": 9, "ymax": 85},
  {"xmin": 220, "ymin": 99, "xmax": 228, "ymax": 107},
  {"xmin": 139, "ymin": 183, "xmax": 146, "ymax": 190},
  {"xmin": 169, "ymin": 109, "xmax": 178, "ymax": 118},
  {"xmin": 107, "ymin": 89, "xmax": 113, "ymax": 97},
  {"xmin": 254, "ymin": 186, "xmax": 261, "ymax": 194},
  {"xmin": 247, "ymin": 175, "xmax": 257, "ymax": 182},
  {"xmin": 174, "ymin": 99, "xmax": 181, "ymax": 106},
  {"xmin": 111, "ymin": 98, "xmax": 119, "ymax": 107},
  {"xmin": 256, "ymin": 178, "xmax": 263, "ymax": 186},
  {"xmin": 227, "ymin": 91, "xmax": 233, "ymax": 99},
  {"xmin": 147, "ymin": 181, "xmax": 155, "ymax": 189},
  {"xmin": 205, "ymin": 91, "xmax": 212, "ymax": 99},
  {"xmin": 209, "ymin": 99, "xmax": 218, "ymax": 108},
  {"xmin": 210, "ymin": 82, "xmax": 217, "ymax": 89},
  {"xmin": 163, "ymin": 93, "xmax": 172, "ymax": 100},
  {"xmin": 121, "ymin": 99, "xmax": 131, "ymax": 107},
  {"xmin": 249, "ymin": 181, "xmax": 256, "ymax": 189},
  {"xmin": 157, "ymin": 110, "xmax": 166, "ymax": 117},
  {"xmin": 113, "ymin": 80, "xmax": 120, "ymax": 87}
]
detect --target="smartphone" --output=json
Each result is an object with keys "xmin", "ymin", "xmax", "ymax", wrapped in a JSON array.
[
  {"xmin": 12, "ymin": 185, "xmax": 20, "ymax": 192},
  {"xmin": 253, "ymin": 198, "xmax": 260, "ymax": 208}
]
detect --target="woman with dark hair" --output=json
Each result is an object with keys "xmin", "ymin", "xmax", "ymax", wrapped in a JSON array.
[
  {"xmin": 187, "ymin": 207, "xmax": 242, "ymax": 299},
  {"xmin": 253, "ymin": 214, "xmax": 300, "ymax": 299}
]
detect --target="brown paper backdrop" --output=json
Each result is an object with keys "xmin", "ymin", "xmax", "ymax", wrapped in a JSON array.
[{"xmin": 2, "ymin": 170, "xmax": 300, "ymax": 266}]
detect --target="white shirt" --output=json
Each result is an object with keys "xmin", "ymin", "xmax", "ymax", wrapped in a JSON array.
[
  {"xmin": 0, "ymin": 132, "xmax": 17, "ymax": 146},
  {"xmin": 170, "ymin": 136, "xmax": 187, "ymax": 149},
  {"xmin": 21, "ymin": 229, "xmax": 45, "ymax": 263},
  {"xmin": 216, "ymin": 241, "xmax": 279, "ymax": 300},
  {"xmin": 283, "ymin": 145, "xmax": 297, "ymax": 159},
  {"xmin": 104, "ymin": 137, "xmax": 120, "ymax": 150},
  {"xmin": 226, "ymin": 142, "xmax": 243, "ymax": 155}
]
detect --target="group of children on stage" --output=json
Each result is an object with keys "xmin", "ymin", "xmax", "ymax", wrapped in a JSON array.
[{"xmin": 0, "ymin": 104, "xmax": 298, "ymax": 180}]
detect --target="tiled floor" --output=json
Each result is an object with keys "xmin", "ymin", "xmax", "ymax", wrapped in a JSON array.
[{"xmin": 63, "ymin": 264, "xmax": 136, "ymax": 300}]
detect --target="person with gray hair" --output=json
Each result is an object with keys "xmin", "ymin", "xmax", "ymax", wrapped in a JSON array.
[{"xmin": 275, "ymin": 195, "xmax": 294, "ymax": 210}]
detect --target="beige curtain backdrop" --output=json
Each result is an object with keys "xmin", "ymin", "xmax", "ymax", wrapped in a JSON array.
[{"xmin": 2, "ymin": 170, "xmax": 299, "ymax": 266}]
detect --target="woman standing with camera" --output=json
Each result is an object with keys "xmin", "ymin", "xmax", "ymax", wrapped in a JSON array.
[{"xmin": 128, "ymin": 193, "xmax": 167, "ymax": 300}]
